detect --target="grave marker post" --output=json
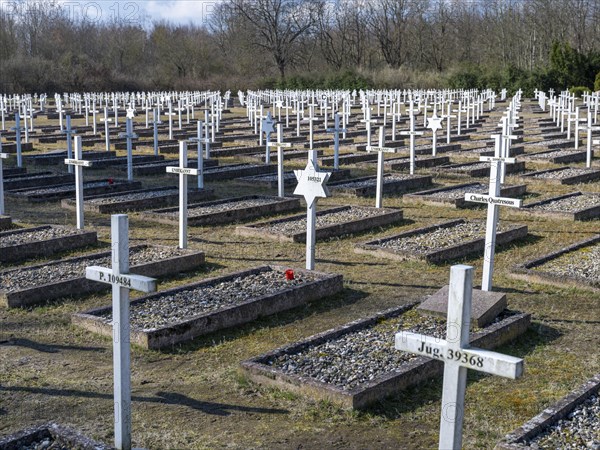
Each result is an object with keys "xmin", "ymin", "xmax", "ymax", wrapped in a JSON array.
[
  {"xmin": 395, "ymin": 264, "xmax": 524, "ymax": 450},
  {"xmin": 0, "ymin": 142, "xmax": 8, "ymax": 215},
  {"xmin": 166, "ymin": 102, "xmax": 176, "ymax": 140},
  {"xmin": 400, "ymin": 102, "xmax": 424, "ymax": 175},
  {"xmin": 118, "ymin": 109, "xmax": 139, "ymax": 181},
  {"xmin": 187, "ymin": 120, "xmax": 209, "ymax": 190},
  {"xmin": 303, "ymin": 104, "xmax": 319, "ymax": 150},
  {"xmin": 85, "ymin": 215, "xmax": 157, "ymax": 450},
  {"xmin": 267, "ymin": 123, "xmax": 292, "ymax": 197},
  {"xmin": 10, "ymin": 111, "xmax": 24, "ymax": 168},
  {"xmin": 64, "ymin": 135, "xmax": 93, "ymax": 229},
  {"xmin": 366, "ymin": 127, "xmax": 396, "ymax": 208},
  {"xmin": 62, "ymin": 115, "xmax": 78, "ymax": 174},
  {"xmin": 152, "ymin": 108, "xmax": 162, "ymax": 157},
  {"xmin": 464, "ymin": 135, "xmax": 522, "ymax": 291},
  {"xmin": 580, "ymin": 110, "xmax": 600, "ymax": 168},
  {"xmin": 443, "ymin": 100, "xmax": 456, "ymax": 144},
  {"xmin": 326, "ymin": 112, "xmax": 348, "ymax": 170},
  {"xmin": 360, "ymin": 106, "xmax": 377, "ymax": 148},
  {"xmin": 427, "ymin": 105, "xmax": 443, "ymax": 156},
  {"xmin": 294, "ymin": 151, "xmax": 331, "ymax": 270},
  {"xmin": 101, "ymin": 107, "xmax": 113, "ymax": 152},
  {"xmin": 262, "ymin": 111, "xmax": 276, "ymax": 164},
  {"xmin": 166, "ymin": 141, "xmax": 199, "ymax": 249}
]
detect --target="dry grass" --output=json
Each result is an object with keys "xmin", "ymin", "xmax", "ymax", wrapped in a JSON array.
[{"xmin": 0, "ymin": 102, "xmax": 599, "ymax": 449}]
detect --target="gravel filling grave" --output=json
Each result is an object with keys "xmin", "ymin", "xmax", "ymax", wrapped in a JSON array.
[
  {"xmin": 527, "ymin": 394, "xmax": 599, "ymax": 449},
  {"xmin": 259, "ymin": 206, "xmax": 383, "ymax": 235},
  {"xmin": 159, "ymin": 197, "xmax": 277, "ymax": 219},
  {"xmin": 86, "ymin": 189, "xmax": 179, "ymax": 204},
  {"xmin": 421, "ymin": 184, "xmax": 487, "ymax": 199},
  {"xmin": 94, "ymin": 268, "xmax": 321, "ymax": 330},
  {"xmin": 332, "ymin": 174, "xmax": 415, "ymax": 189},
  {"xmin": 0, "ymin": 247, "xmax": 186, "ymax": 293},
  {"xmin": 20, "ymin": 438, "xmax": 69, "ymax": 450},
  {"xmin": 445, "ymin": 162, "xmax": 489, "ymax": 171},
  {"xmin": 531, "ymin": 193, "xmax": 600, "ymax": 212},
  {"xmin": 528, "ymin": 139, "xmax": 573, "ymax": 147},
  {"xmin": 532, "ymin": 168, "xmax": 597, "ymax": 179},
  {"xmin": 266, "ymin": 309, "xmax": 512, "ymax": 390},
  {"xmin": 379, "ymin": 221, "xmax": 512, "ymax": 254},
  {"xmin": 533, "ymin": 242, "xmax": 600, "ymax": 283},
  {"xmin": 526, "ymin": 150, "xmax": 579, "ymax": 159},
  {"xmin": 0, "ymin": 227, "xmax": 80, "ymax": 247},
  {"xmin": 242, "ymin": 172, "xmax": 297, "ymax": 182},
  {"xmin": 16, "ymin": 181, "xmax": 113, "ymax": 195}
]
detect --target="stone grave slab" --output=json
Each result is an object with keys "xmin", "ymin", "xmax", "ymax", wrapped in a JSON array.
[
  {"xmin": 435, "ymin": 161, "xmax": 526, "ymax": 178},
  {"xmin": 73, "ymin": 265, "xmax": 343, "ymax": 349},
  {"xmin": 361, "ymin": 155, "xmax": 450, "ymax": 171},
  {"xmin": 328, "ymin": 174, "xmax": 432, "ymax": 197},
  {"xmin": 519, "ymin": 167, "xmax": 600, "ymax": 185},
  {"xmin": 403, "ymin": 183, "xmax": 527, "ymax": 208},
  {"xmin": 522, "ymin": 149, "xmax": 587, "ymax": 164},
  {"xmin": 496, "ymin": 373, "xmax": 600, "ymax": 449},
  {"xmin": 522, "ymin": 192, "xmax": 600, "ymax": 221},
  {"xmin": 118, "ymin": 158, "xmax": 218, "ymax": 176},
  {"xmin": 243, "ymin": 149, "xmax": 324, "ymax": 163},
  {"xmin": 0, "ymin": 215, "xmax": 12, "ymax": 230},
  {"xmin": 0, "ymin": 245, "xmax": 204, "ymax": 308},
  {"xmin": 355, "ymin": 219, "xmax": 528, "ymax": 264},
  {"xmin": 417, "ymin": 285, "xmax": 507, "ymax": 327},
  {"xmin": 0, "ymin": 422, "xmax": 111, "ymax": 450},
  {"xmin": 236, "ymin": 169, "xmax": 351, "ymax": 189},
  {"xmin": 0, "ymin": 141, "xmax": 34, "ymax": 153},
  {"xmin": 511, "ymin": 234, "xmax": 600, "ymax": 291},
  {"xmin": 24, "ymin": 150, "xmax": 117, "ymax": 166},
  {"xmin": 241, "ymin": 303, "xmax": 530, "ymax": 410},
  {"xmin": 237, "ymin": 205, "xmax": 403, "ymax": 242},
  {"xmin": 0, "ymin": 225, "xmax": 97, "ymax": 264},
  {"xmin": 142, "ymin": 195, "xmax": 301, "ymax": 226},
  {"xmin": 60, "ymin": 186, "xmax": 215, "ymax": 214},
  {"xmin": 6, "ymin": 179, "xmax": 142, "ymax": 202},
  {"xmin": 4, "ymin": 172, "xmax": 74, "ymax": 190},
  {"xmin": 204, "ymin": 163, "xmax": 277, "ymax": 181},
  {"xmin": 320, "ymin": 152, "xmax": 379, "ymax": 166},
  {"xmin": 2, "ymin": 167, "xmax": 27, "ymax": 176}
]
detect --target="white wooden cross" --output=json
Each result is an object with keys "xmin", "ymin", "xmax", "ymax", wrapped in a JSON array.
[
  {"xmin": 465, "ymin": 135, "xmax": 522, "ymax": 291},
  {"xmin": 62, "ymin": 115, "xmax": 78, "ymax": 174},
  {"xmin": 326, "ymin": 112, "xmax": 348, "ymax": 170},
  {"xmin": 360, "ymin": 105, "xmax": 377, "ymax": 148},
  {"xmin": 443, "ymin": 100, "xmax": 456, "ymax": 145},
  {"xmin": 0, "ymin": 140, "xmax": 8, "ymax": 216},
  {"xmin": 64, "ymin": 135, "xmax": 92, "ymax": 229},
  {"xmin": 580, "ymin": 110, "xmax": 600, "ymax": 168},
  {"xmin": 366, "ymin": 127, "xmax": 396, "ymax": 208},
  {"xmin": 118, "ymin": 109, "xmax": 139, "ymax": 181},
  {"xmin": 303, "ymin": 104, "xmax": 319, "ymax": 150},
  {"xmin": 151, "ymin": 108, "xmax": 162, "ymax": 157},
  {"xmin": 10, "ymin": 111, "xmax": 23, "ymax": 168},
  {"xmin": 294, "ymin": 151, "xmax": 331, "ymax": 270},
  {"xmin": 400, "ymin": 101, "xmax": 424, "ymax": 175},
  {"xmin": 187, "ymin": 120, "xmax": 209, "ymax": 190},
  {"xmin": 166, "ymin": 102, "xmax": 176, "ymax": 140},
  {"xmin": 262, "ymin": 111, "xmax": 276, "ymax": 164},
  {"xmin": 427, "ymin": 105, "xmax": 444, "ymax": 156},
  {"xmin": 85, "ymin": 215, "xmax": 157, "ymax": 450},
  {"xmin": 395, "ymin": 264, "xmax": 523, "ymax": 450},
  {"xmin": 267, "ymin": 123, "xmax": 292, "ymax": 197},
  {"xmin": 101, "ymin": 107, "xmax": 113, "ymax": 152}
]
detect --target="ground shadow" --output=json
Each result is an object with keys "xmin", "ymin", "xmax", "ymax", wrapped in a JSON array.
[
  {"xmin": 0, "ymin": 338, "xmax": 105, "ymax": 354},
  {"xmin": 0, "ymin": 386, "xmax": 288, "ymax": 417}
]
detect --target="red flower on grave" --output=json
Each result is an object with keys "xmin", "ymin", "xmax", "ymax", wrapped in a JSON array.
[
  {"xmin": 285, "ymin": 269, "xmax": 294, "ymax": 280},
  {"xmin": 108, "ymin": 178, "xmax": 114, "ymax": 185}
]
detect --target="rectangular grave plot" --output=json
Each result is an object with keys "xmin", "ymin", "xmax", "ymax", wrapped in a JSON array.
[
  {"xmin": 236, "ymin": 169, "xmax": 352, "ymax": 189},
  {"xmin": 511, "ymin": 235, "xmax": 600, "ymax": 291},
  {"xmin": 496, "ymin": 373, "xmax": 600, "ymax": 449},
  {"xmin": 436, "ymin": 161, "xmax": 526, "ymax": 178},
  {"xmin": 241, "ymin": 304, "xmax": 530, "ymax": 410},
  {"xmin": 0, "ymin": 245, "xmax": 205, "ymax": 308},
  {"xmin": 0, "ymin": 225, "xmax": 98, "ymax": 264},
  {"xmin": 328, "ymin": 174, "xmax": 433, "ymax": 197},
  {"xmin": 86, "ymin": 155, "xmax": 164, "ymax": 170},
  {"xmin": 142, "ymin": 196, "xmax": 302, "ymax": 227},
  {"xmin": 236, "ymin": 206, "xmax": 404, "ymax": 243},
  {"xmin": 4, "ymin": 173, "xmax": 74, "ymax": 191},
  {"xmin": 0, "ymin": 215, "xmax": 12, "ymax": 230},
  {"xmin": 522, "ymin": 149, "xmax": 587, "ymax": 164},
  {"xmin": 6, "ymin": 179, "xmax": 143, "ymax": 202},
  {"xmin": 522, "ymin": 192, "xmax": 600, "ymax": 221},
  {"xmin": 0, "ymin": 422, "xmax": 111, "ymax": 450},
  {"xmin": 387, "ymin": 156, "xmax": 450, "ymax": 171},
  {"xmin": 320, "ymin": 153, "xmax": 379, "ymax": 166},
  {"xmin": 519, "ymin": 167, "xmax": 600, "ymax": 185},
  {"xmin": 403, "ymin": 183, "xmax": 527, "ymax": 209},
  {"xmin": 116, "ymin": 159, "xmax": 219, "ymax": 176},
  {"xmin": 60, "ymin": 187, "xmax": 215, "ymax": 214},
  {"xmin": 203, "ymin": 164, "xmax": 277, "ymax": 181},
  {"xmin": 243, "ymin": 149, "xmax": 324, "ymax": 163},
  {"xmin": 73, "ymin": 265, "xmax": 344, "ymax": 349},
  {"xmin": 2, "ymin": 167, "xmax": 27, "ymax": 176},
  {"xmin": 355, "ymin": 219, "xmax": 529, "ymax": 264},
  {"xmin": 25, "ymin": 151, "xmax": 117, "ymax": 165}
]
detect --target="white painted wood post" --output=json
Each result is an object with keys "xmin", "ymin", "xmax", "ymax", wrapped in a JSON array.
[
  {"xmin": 64, "ymin": 135, "xmax": 92, "ymax": 230},
  {"xmin": 102, "ymin": 107, "xmax": 112, "ymax": 152},
  {"xmin": 267, "ymin": 124, "xmax": 292, "ymax": 197},
  {"xmin": 12, "ymin": 111, "xmax": 23, "ymax": 168},
  {"xmin": 326, "ymin": 112, "xmax": 347, "ymax": 171},
  {"xmin": 0, "ymin": 144, "xmax": 7, "ymax": 216}
]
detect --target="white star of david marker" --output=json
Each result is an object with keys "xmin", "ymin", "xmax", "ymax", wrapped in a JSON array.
[
  {"xmin": 126, "ymin": 108, "xmax": 136, "ymax": 119},
  {"xmin": 427, "ymin": 114, "xmax": 443, "ymax": 132},
  {"xmin": 293, "ymin": 159, "xmax": 331, "ymax": 208},
  {"xmin": 262, "ymin": 111, "xmax": 276, "ymax": 136}
]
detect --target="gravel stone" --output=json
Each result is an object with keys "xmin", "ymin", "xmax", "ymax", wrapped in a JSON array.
[
  {"xmin": 0, "ymin": 227, "xmax": 82, "ymax": 247},
  {"xmin": 0, "ymin": 247, "xmax": 186, "ymax": 293},
  {"xmin": 20, "ymin": 437, "xmax": 69, "ymax": 450},
  {"xmin": 16, "ymin": 180, "xmax": 115, "ymax": 195},
  {"xmin": 532, "ymin": 168, "xmax": 598, "ymax": 179},
  {"xmin": 379, "ymin": 220, "xmax": 512, "ymax": 254},
  {"xmin": 534, "ymin": 242, "xmax": 600, "ymax": 283},
  {"xmin": 332, "ymin": 174, "xmax": 416, "ymax": 189},
  {"xmin": 420, "ymin": 184, "xmax": 488, "ymax": 200},
  {"xmin": 259, "ymin": 206, "xmax": 383, "ymax": 235},
  {"xmin": 94, "ymin": 268, "xmax": 322, "ymax": 330},
  {"xmin": 531, "ymin": 193, "xmax": 600, "ymax": 212},
  {"xmin": 158, "ymin": 197, "xmax": 277, "ymax": 219},
  {"xmin": 525, "ymin": 149, "xmax": 581, "ymax": 159},
  {"xmin": 87, "ymin": 189, "xmax": 179, "ymax": 205},
  {"xmin": 528, "ymin": 394, "xmax": 600, "ymax": 450}
]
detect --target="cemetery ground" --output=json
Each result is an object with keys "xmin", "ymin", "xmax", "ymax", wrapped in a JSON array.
[{"xmin": 0, "ymin": 103, "xmax": 599, "ymax": 449}]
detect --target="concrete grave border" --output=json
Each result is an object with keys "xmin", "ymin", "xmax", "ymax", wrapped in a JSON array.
[
  {"xmin": 328, "ymin": 174, "xmax": 433, "ymax": 197},
  {"xmin": 521, "ymin": 192, "xmax": 600, "ymax": 221},
  {"xmin": 403, "ymin": 183, "xmax": 527, "ymax": 209}
]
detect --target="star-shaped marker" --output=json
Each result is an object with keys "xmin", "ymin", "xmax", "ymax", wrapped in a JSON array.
[
  {"xmin": 427, "ymin": 114, "xmax": 443, "ymax": 132},
  {"xmin": 293, "ymin": 159, "xmax": 331, "ymax": 208},
  {"xmin": 262, "ymin": 111, "xmax": 276, "ymax": 136},
  {"xmin": 126, "ymin": 108, "xmax": 136, "ymax": 119}
]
